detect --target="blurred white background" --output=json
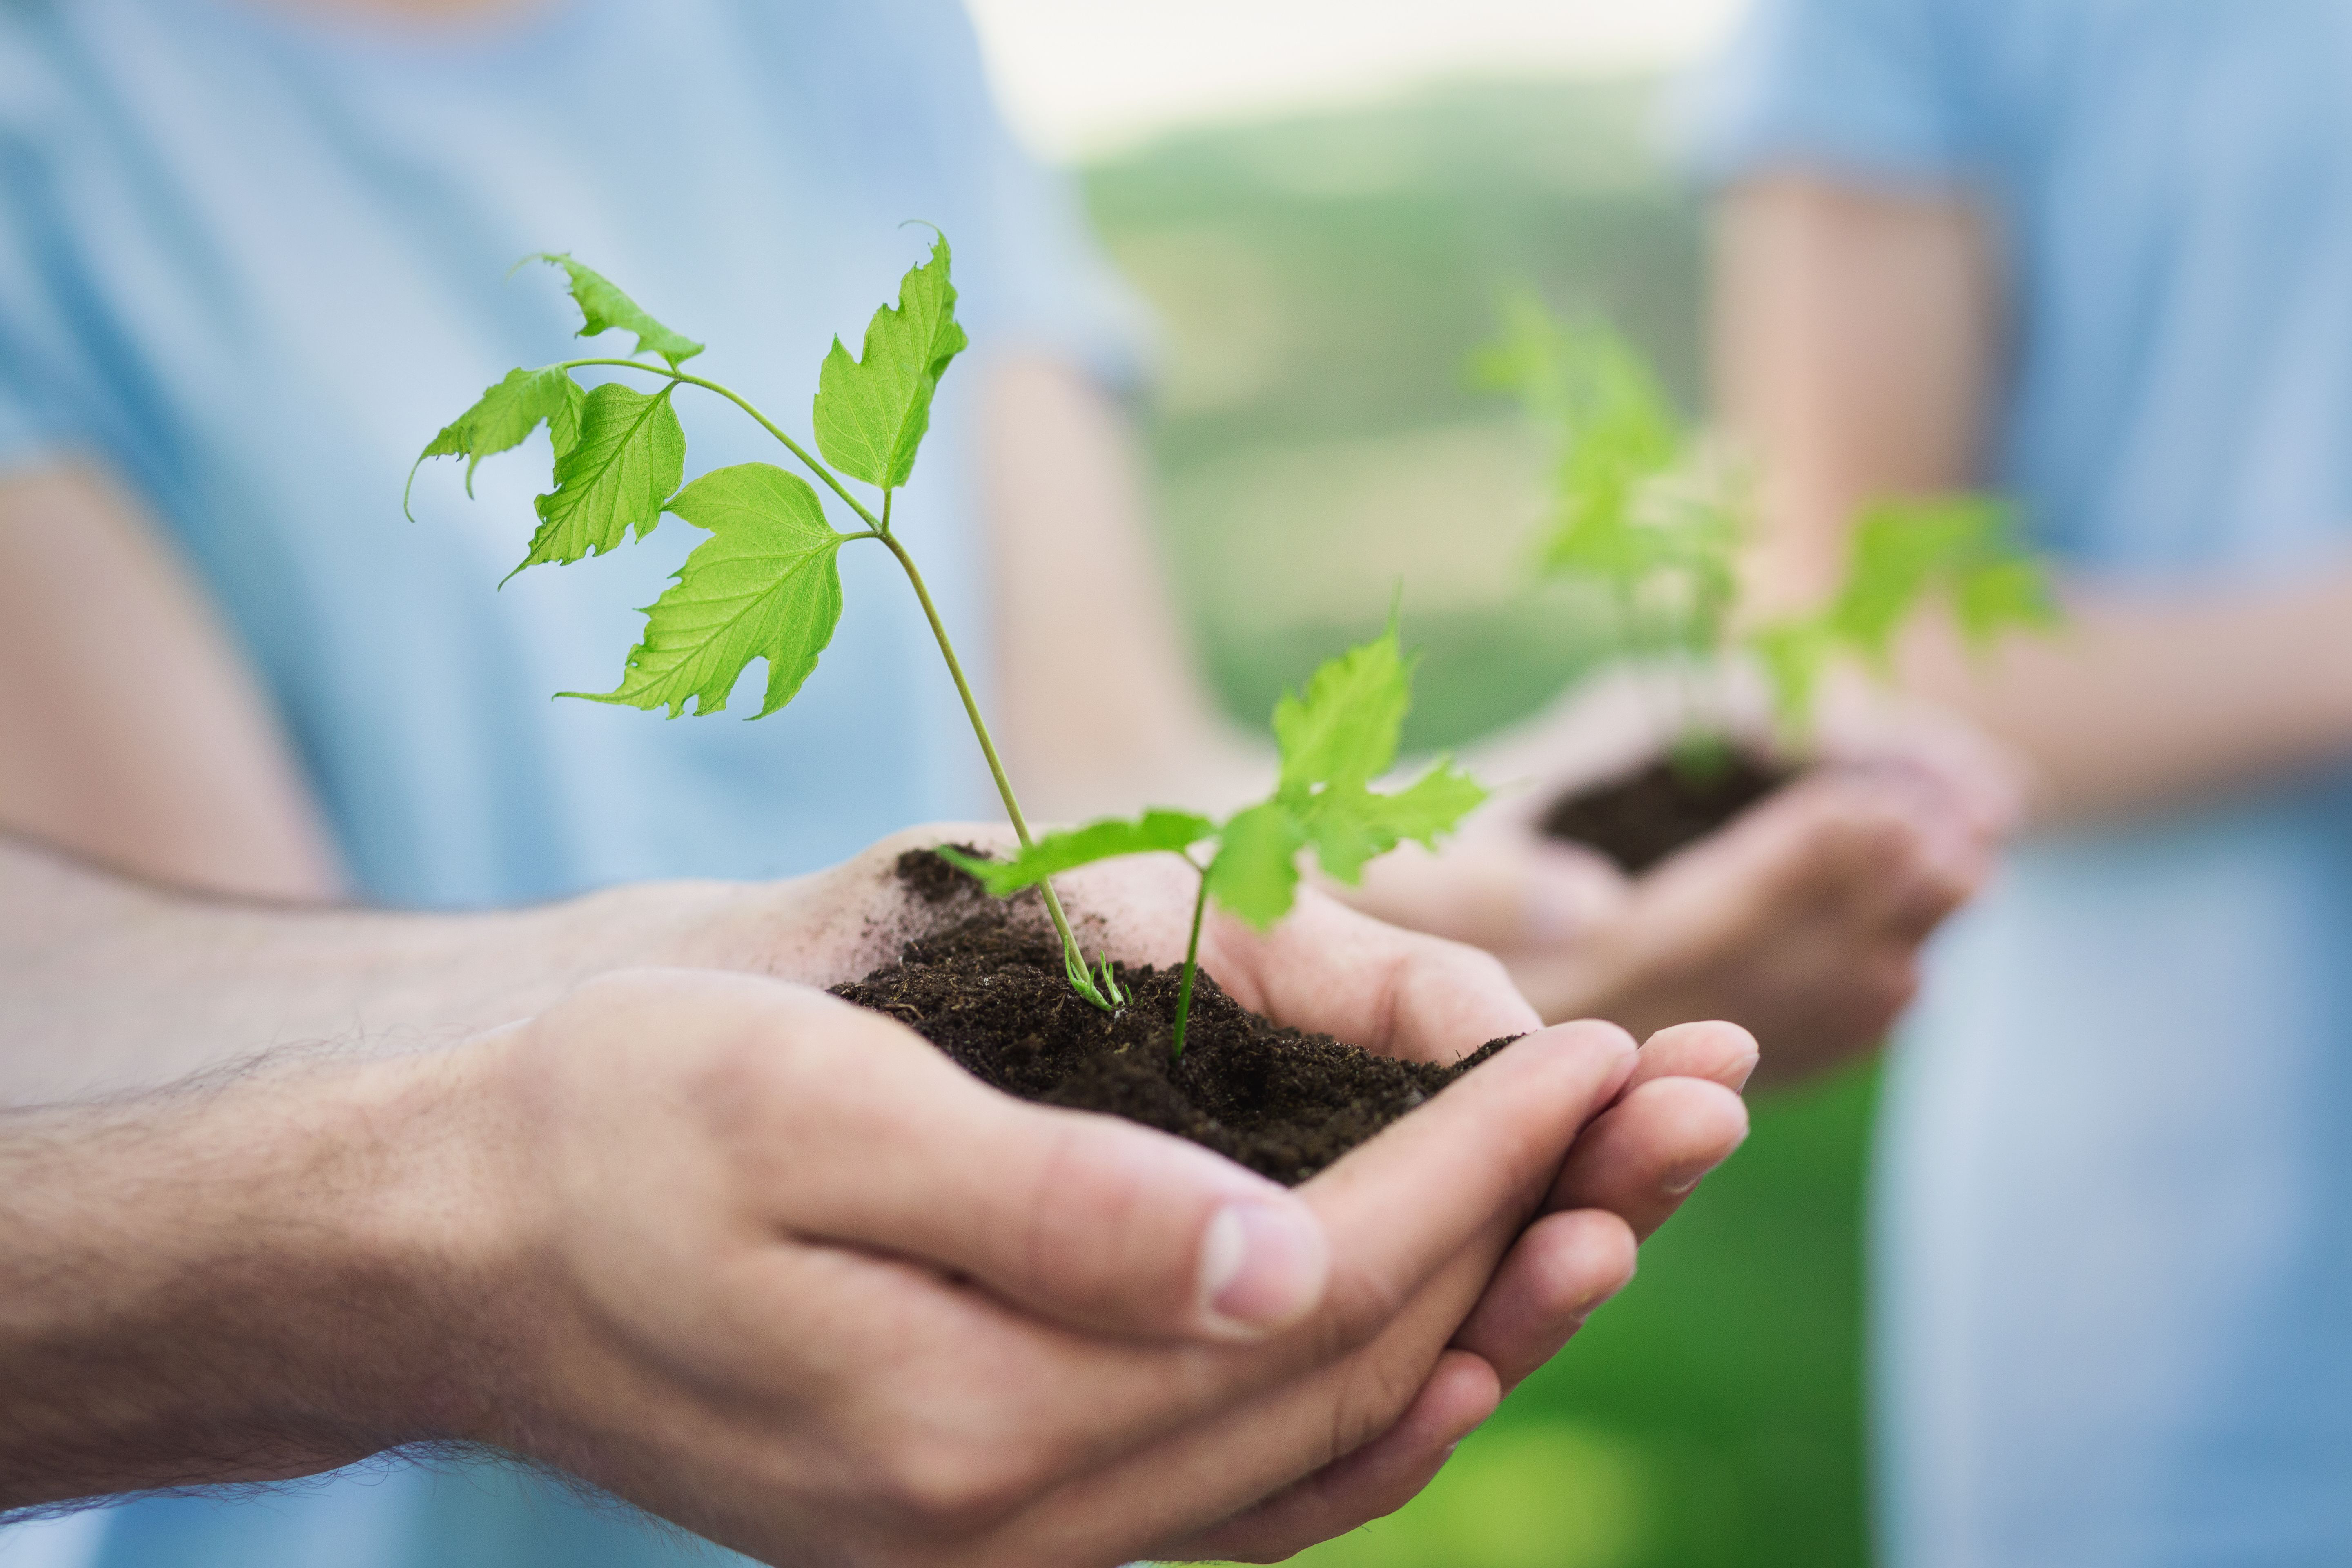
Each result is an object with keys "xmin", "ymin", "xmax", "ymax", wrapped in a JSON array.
[{"xmin": 964, "ymin": 0, "xmax": 1748, "ymax": 158}]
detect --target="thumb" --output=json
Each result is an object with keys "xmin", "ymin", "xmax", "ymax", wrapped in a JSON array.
[{"xmin": 784, "ymin": 998, "xmax": 1332, "ymax": 1344}]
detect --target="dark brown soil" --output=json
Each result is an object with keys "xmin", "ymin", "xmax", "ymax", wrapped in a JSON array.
[
  {"xmin": 831, "ymin": 850, "xmax": 1515, "ymax": 1185},
  {"xmin": 1540, "ymin": 752, "xmax": 1796, "ymax": 875}
]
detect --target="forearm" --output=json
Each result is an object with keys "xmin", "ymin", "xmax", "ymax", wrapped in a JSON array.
[
  {"xmin": 1713, "ymin": 177, "xmax": 2352, "ymax": 823},
  {"xmin": 0, "ymin": 837, "xmax": 724, "ymax": 1103},
  {"xmin": 0, "ymin": 463, "xmax": 345, "ymax": 902},
  {"xmin": 1894, "ymin": 569, "xmax": 2352, "ymax": 822},
  {"xmin": 0, "ymin": 1048, "xmax": 497, "ymax": 1508}
]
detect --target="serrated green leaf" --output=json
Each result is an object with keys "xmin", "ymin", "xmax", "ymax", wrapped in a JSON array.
[
  {"xmin": 1360, "ymin": 757, "xmax": 1489, "ymax": 845},
  {"xmin": 1830, "ymin": 496, "xmax": 2015, "ymax": 661},
  {"xmin": 936, "ymin": 809, "xmax": 1217, "ymax": 898},
  {"xmin": 812, "ymin": 233, "xmax": 969, "ymax": 490},
  {"xmin": 571, "ymin": 463, "xmax": 845, "ymax": 718},
  {"xmin": 1298, "ymin": 760, "xmax": 1488, "ymax": 884},
  {"xmin": 1206, "ymin": 802, "xmax": 1308, "ymax": 929},
  {"xmin": 528, "ymin": 253, "xmax": 704, "ymax": 368},
  {"xmin": 512, "ymin": 383, "xmax": 687, "ymax": 578},
  {"xmin": 407, "ymin": 366, "xmax": 586, "ymax": 516},
  {"xmin": 1273, "ymin": 624, "xmax": 1413, "ymax": 797}
]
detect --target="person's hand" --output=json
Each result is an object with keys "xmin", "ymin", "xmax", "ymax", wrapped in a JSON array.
[
  {"xmin": 514, "ymin": 833, "xmax": 1756, "ymax": 1562},
  {"xmin": 1338, "ymin": 682, "xmax": 2009, "ymax": 1085},
  {"xmin": 592, "ymin": 830, "xmax": 1751, "ymax": 1559},
  {"xmin": 459, "ymin": 958, "xmax": 1747, "ymax": 1567}
]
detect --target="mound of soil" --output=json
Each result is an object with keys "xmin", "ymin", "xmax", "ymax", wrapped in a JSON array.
[
  {"xmin": 1540, "ymin": 752, "xmax": 1795, "ymax": 875},
  {"xmin": 832, "ymin": 851, "xmax": 1514, "ymax": 1185}
]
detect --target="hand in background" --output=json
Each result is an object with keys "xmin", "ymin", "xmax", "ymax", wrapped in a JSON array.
[{"xmin": 1344, "ymin": 699, "xmax": 2012, "ymax": 1086}]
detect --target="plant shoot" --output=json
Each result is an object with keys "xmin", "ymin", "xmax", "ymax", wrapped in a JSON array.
[
  {"xmin": 940, "ymin": 620, "xmax": 1486, "ymax": 1060},
  {"xmin": 1481, "ymin": 297, "xmax": 2058, "ymax": 749},
  {"xmin": 408, "ymin": 237, "xmax": 1126, "ymax": 1009}
]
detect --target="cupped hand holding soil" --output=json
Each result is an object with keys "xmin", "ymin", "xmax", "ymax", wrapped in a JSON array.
[
  {"xmin": 1348, "ymin": 764, "xmax": 1994, "ymax": 1086},
  {"xmin": 568, "ymin": 826, "xmax": 1756, "ymax": 1559},
  {"xmin": 474, "ymin": 832, "xmax": 1754, "ymax": 1565}
]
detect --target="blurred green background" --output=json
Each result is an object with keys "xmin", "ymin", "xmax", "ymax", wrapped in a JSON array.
[{"xmin": 1080, "ymin": 78, "xmax": 1881, "ymax": 1568}]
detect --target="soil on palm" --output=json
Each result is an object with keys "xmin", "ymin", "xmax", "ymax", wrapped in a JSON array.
[
  {"xmin": 1540, "ymin": 753, "xmax": 1795, "ymax": 875},
  {"xmin": 832, "ymin": 850, "xmax": 1514, "ymax": 1186}
]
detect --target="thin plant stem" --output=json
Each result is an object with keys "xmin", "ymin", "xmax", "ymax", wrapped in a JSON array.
[
  {"xmin": 1171, "ymin": 864, "xmax": 1212, "ymax": 1061},
  {"xmin": 563, "ymin": 355, "xmax": 1118, "ymax": 1008},
  {"xmin": 873, "ymin": 531, "xmax": 1115, "ymax": 1009}
]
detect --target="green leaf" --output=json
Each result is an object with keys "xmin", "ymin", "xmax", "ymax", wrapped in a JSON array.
[
  {"xmin": 1954, "ymin": 557, "xmax": 2060, "ymax": 645},
  {"xmin": 1829, "ymin": 496, "xmax": 2009, "ymax": 662},
  {"xmin": 812, "ymin": 232, "xmax": 970, "ymax": 490},
  {"xmin": 1750, "ymin": 617, "xmax": 1835, "ymax": 731},
  {"xmin": 935, "ymin": 809, "xmax": 1217, "ymax": 898},
  {"xmin": 512, "ymin": 383, "xmax": 687, "ymax": 578},
  {"xmin": 1205, "ymin": 802, "xmax": 1307, "ymax": 930},
  {"xmin": 1298, "ymin": 760, "xmax": 1488, "ymax": 884},
  {"xmin": 407, "ymin": 366, "xmax": 586, "ymax": 516},
  {"xmin": 1273, "ymin": 623, "xmax": 1413, "ymax": 797},
  {"xmin": 1483, "ymin": 301, "xmax": 1740, "ymax": 655},
  {"xmin": 529, "ymin": 253, "xmax": 704, "ymax": 368},
  {"xmin": 1357, "ymin": 758, "xmax": 1489, "ymax": 846},
  {"xmin": 571, "ymin": 463, "xmax": 845, "ymax": 718}
]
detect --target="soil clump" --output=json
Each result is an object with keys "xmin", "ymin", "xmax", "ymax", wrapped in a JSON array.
[
  {"xmin": 1540, "ymin": 752, "xmax": 1795, "ymax": 875},
  {"xmin": 833, "ymin": 850, "xmax": 1514, "ymax": 1185}
]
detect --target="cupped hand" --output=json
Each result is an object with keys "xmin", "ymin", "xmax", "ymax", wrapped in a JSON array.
[
  {"xmin": 1344, "ymin": 756, "xmax": 1996, "ymax": 1086},
  {"xmin": 466, "ymin": 831, "xmax": 1753, "ymax": 1564}
]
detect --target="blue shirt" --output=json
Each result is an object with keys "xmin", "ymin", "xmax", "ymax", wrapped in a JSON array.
[
  {"xmin": 1687, "ymin": 2, "xmax": 2352, "ymax": 1564},
  {"xmin": 0, "ymin": 0, "xmax": 1138, "ymax": 1561}
]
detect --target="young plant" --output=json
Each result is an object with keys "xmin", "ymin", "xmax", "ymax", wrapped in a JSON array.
[
  {"xmin": 1477, "ymin": 294, "xmax": 1740, "ymax": 669},
  {"xmin": 1481, "ymin": 297, "xmax": 2054, "ymax": 753},
  {"xmin": 405, "ymin": 236, "xmax": 1127, "ymax": 1009},
  {"xmin": 937, "ymin": 620, "xmax": 1486, "ymax": 1060}
]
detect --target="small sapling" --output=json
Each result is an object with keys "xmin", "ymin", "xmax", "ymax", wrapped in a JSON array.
[
  {"xmin": 938, "ymin": 620, "xmax": 1486, "ymax": 1059},
  {"xmin": 407, "ymin": 236, "xmax": 1127, "ymax": 1009},
  {"xmin": 1482, "ymin": 298, "xmax": 2056, "ymax": 754}
]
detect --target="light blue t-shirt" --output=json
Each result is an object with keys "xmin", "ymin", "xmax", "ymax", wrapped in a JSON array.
[
  {"xmin": 1688, "ymin": 3, "xmax": 2352, "ymax": 1564},
  {"xmin": 0, "ymin": 0, "xmax": 1138, "ymax": 1562}
]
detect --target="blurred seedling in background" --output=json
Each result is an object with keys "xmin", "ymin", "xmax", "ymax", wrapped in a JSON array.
[
  {"xmin": 1477, "ymin": 295, "xmax": 2058, "ymax": 761},
  {"xmin": 940, "ymin": 618, "xmax": 1486, "ymax": 1060},
  {"xmin": 406, "ymin": 235, "xmax": 1136, "ymax": 1008}
]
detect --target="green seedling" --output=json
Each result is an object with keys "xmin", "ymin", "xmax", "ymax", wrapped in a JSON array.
[
  {"xmin": 407, "ymin": 235, "xmax": 1127, "ymax": 1010},
  {"xmin": 1477, "ymin": 293, "xmax": 1740, "ymax": 667},
  {"xmin": 1481, "ymin": 297, "xmax": 2055, "ymax": 753},
  {"xmin": 938, "ymin": 620, "xmax": 1486, "ymax": 1060}
]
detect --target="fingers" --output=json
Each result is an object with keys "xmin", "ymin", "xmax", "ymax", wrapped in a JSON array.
[
  {"xmin": 1449, "ymin": 1208, "xmax": 1637, "ymax": 1392},
  {"xmin": 748, "ymin": 985, "xmax": 1333, "ymax": 1344},
  {"xmin": 1206, "ymin": 886, "xmax": 1543, "ymax": 1067},
  {"xmin": 1303, "ymin": 1019, "xmax": 1635, "ymax": 1351},
  {"xmin": 1167, "ymin": 1350, "xmax": 1501, "ymax": 1564},
  {"xmin": 1547, "ymin": 1076, "xmax": 1749, "ymax": 1241},
  {"xmin": 1622, "ymin": 1019, "xmax": 1759, "ymax": 1095},
  {"xmin": 1442, "ymin": 1026, "xmax": 1751, "ymax": 1395}
]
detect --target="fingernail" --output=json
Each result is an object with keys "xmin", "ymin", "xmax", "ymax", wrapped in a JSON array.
[
  {"xmin": 1662, "ymin": 1160, "xmax": 1719, "ymax": 1196},
  {"xmin": 1443, "ymin": 1414, "xmax": 1490, "ymax": 1456},
  {"xmin": 1198, "ymin": 1200, "xmax": 1331, "ymax": 1339},
  {"xmin": 1663, "ymin": 1127, "xmax": 1749, "ymax": 1195}
]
